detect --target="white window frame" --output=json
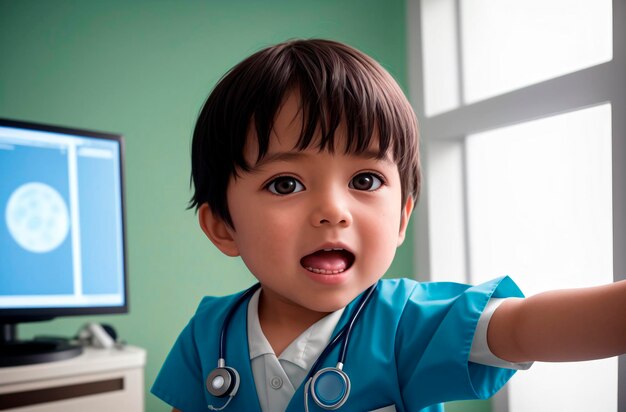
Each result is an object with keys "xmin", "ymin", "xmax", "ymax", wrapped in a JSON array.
[{"xmin": 406, "ymin": 0, "xmax": 626, "ymax": 410}]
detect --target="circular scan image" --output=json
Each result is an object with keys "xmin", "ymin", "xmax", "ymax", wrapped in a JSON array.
[{"xmin": 5, "ymin": 182, "xmax": 70, "ymax": 253}]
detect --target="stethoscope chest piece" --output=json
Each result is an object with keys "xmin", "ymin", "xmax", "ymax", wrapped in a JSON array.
[
  {"xmin": 206, "ymin": 364, "xmax": 240, "ymax": 398},
  {"xmin": 310, "ymin": 366, "xmax": 351, "ymax": 410}
]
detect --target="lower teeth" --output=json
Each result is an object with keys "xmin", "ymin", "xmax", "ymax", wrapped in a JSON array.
[{"xmin": 305, "ymin": 267, "xmax": 344, "ymax": 275}]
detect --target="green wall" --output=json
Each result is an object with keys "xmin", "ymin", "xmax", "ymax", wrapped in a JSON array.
[{"xmin": 0, "ymin": 1, "xmax": 418, "ymax": 411}]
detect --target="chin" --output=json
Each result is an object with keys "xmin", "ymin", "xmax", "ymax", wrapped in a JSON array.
[{"xmin": 303, "ymin": 291, "xmax": 360, "ymax": 313}]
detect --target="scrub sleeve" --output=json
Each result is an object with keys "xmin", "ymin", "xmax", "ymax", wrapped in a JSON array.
[{"xmin": 396, "ymin": 276, "xmax": 524, "ymax": 410}]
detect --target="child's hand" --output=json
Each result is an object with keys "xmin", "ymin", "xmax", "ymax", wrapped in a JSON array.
[{"xmin": 487, "ymin": 280, "xmax": 626, "ymax": 363}]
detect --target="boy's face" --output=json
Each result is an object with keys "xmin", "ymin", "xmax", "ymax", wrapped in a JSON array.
[{"xmin": 200, "ymin": 92, "xmax": 413, "ymax": 313}]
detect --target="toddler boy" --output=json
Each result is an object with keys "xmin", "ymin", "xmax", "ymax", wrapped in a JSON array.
[{"xmin": 152, "ymin": 39, "xmax": 626, "ymax": 412}]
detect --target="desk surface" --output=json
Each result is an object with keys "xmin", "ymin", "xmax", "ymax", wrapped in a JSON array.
[{"xmin": 0, "ymin": 345, "xmax": 146, "ymax": 386}]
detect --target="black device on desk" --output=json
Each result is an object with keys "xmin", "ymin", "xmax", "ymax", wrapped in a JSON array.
[{"xmin": 0, "ymin": 118, "xmax": 128, "ymax": 367}]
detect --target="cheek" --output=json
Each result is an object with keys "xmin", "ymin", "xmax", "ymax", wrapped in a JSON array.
[
  {"xmin": 361, "ymin": 193, "xmax": 403, "ymax": 231},
  {"xmin": 366, "ymin": 218, "xmax": 400, "ymax": 251},
  {"xmin": 234, "ymin": 218, "xmax": 300, "ymax": 284},
  {"xmin": 231, "ymin": 201, "xmax": 299, "ymax": 257},
  {"xmin": 360, "ymin": 199, "xmax": 403, "ymax": 257}
]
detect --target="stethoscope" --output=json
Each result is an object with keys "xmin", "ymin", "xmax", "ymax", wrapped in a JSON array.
[{"xmin": 206, "ymin": 282, "xmax": 378, "ymax": 411}]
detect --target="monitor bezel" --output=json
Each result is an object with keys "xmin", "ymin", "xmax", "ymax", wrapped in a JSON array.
[{"xmin": 0, "ymin": 117, "xmax": 129, "ymax": 322}]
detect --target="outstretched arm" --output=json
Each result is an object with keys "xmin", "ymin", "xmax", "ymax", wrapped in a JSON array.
[{"xmin": 488, "ymin": 280, "xmax": 626, "ymax": 363}]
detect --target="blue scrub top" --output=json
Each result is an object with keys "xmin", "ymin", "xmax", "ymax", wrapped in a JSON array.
[{"xmin": 152, "ymin": 276, "xmax": 524, "ymax": 411}]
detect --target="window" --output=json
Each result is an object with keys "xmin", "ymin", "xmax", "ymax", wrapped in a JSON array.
[
  {"xmin": 408, "ymin": 0, "xmax": 624, "ymax": 411},
  {"xmin": 467, "ymin": 105, "xmax": 616, "ymax": 411}
]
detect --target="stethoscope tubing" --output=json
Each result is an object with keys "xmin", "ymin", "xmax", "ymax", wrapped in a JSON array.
[
  {"xmin": 305, "ymin": 282, "xmax": 378, "ymax": 381},
  {"xmin": 218, "ymin": 282, "xmax": 262, "ymax": 361},
  {"xmin": 338, "ymin": 283, "xmax": 377, "ymax": 365}
]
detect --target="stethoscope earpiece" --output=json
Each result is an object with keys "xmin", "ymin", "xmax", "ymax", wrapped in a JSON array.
[{"xmin": 309, "ymin": 366, "xmax": 350, "ymax": 410}]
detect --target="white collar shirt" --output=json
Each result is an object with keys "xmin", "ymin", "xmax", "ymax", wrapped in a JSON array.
[{"xmin": 247, "ymin": 288, "xmax": 345, "ymax": 412}]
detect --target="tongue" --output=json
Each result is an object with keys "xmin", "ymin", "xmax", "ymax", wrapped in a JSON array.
[{"xmin": 301, "ymin": 250, "xmax": 351, "ymax": 272}]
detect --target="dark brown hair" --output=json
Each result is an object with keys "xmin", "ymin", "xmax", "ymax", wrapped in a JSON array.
[{"xmin": 189, "ymin": 39, "xmax": 420, "ymax": 228}]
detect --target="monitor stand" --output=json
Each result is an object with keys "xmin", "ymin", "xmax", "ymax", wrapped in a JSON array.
[{"xmin": 0, "ymin": 323, "xmax": 83, "ymax": 367}]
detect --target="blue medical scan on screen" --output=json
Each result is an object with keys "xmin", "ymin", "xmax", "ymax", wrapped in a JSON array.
[{"xmin": 0, "ymin": 125, "xmax": 125, "ymax": 309}]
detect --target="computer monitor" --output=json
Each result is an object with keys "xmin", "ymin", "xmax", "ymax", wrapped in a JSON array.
[{"xmin": 0, "ymin": 118, "xmax": 128, "ymax": 366}]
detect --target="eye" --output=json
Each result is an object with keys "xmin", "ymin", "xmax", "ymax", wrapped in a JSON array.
[
  {"xmin": 266, "ymin": 176, "xmax": 305, "ymax": 195},
  {"xmin": 349, "ymin": 172, "xmax": 383, "ymax": 191}
]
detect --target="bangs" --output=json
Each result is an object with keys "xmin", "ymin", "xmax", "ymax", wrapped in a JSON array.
[{"xmin": 234, "ymin": 40, "xmax": 416, "ymax": 171}]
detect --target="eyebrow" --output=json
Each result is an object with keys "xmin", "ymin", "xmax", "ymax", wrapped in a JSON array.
[{"xmin": 251, "ymin": 149, "xmax": 394, "ymax": 170}]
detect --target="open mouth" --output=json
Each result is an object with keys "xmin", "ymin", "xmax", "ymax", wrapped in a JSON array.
[{"xmin": 300, "ymin": 248, "xmax": 355, "ymax": 275}]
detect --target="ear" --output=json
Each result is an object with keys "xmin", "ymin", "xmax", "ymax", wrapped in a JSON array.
[
  {"xmin": 397, "ymin": 196, "xmax": 414, "ymax": 247},
  {"xmin": 198, "ymin": 203, "xmax": 240, "ymax": 257}
]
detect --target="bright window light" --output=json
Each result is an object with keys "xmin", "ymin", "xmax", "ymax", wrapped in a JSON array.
[
  {"xmin": 466, "ymin": 103, "xmax": 616, "ymax": 411},
  {"xmin": 460, "ymin": 0, "xmax": 612, "ymax": 103},
  {"xmin": 420, "ymin": 0, "xmax": 460, "ymax": 116}
]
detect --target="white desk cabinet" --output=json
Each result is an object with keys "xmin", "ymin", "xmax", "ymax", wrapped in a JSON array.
[{"xmin": 0, "ymin": 345, "xmax": 146, "ymax": 412}]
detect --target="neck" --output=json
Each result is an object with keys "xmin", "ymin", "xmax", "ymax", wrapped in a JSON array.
[{"xmin": 257, "ymin": 287, "xmax": 330, "ymax": 356}]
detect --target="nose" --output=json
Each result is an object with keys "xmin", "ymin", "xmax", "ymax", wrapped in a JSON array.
[{"xmin": 309, "ymin": 187, "xmax": 353, "ymax": 228}]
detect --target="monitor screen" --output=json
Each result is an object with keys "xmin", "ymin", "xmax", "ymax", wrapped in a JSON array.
[{"xmin": 0, "ymin": 118, "xmax": 127, "ymax": 320}]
